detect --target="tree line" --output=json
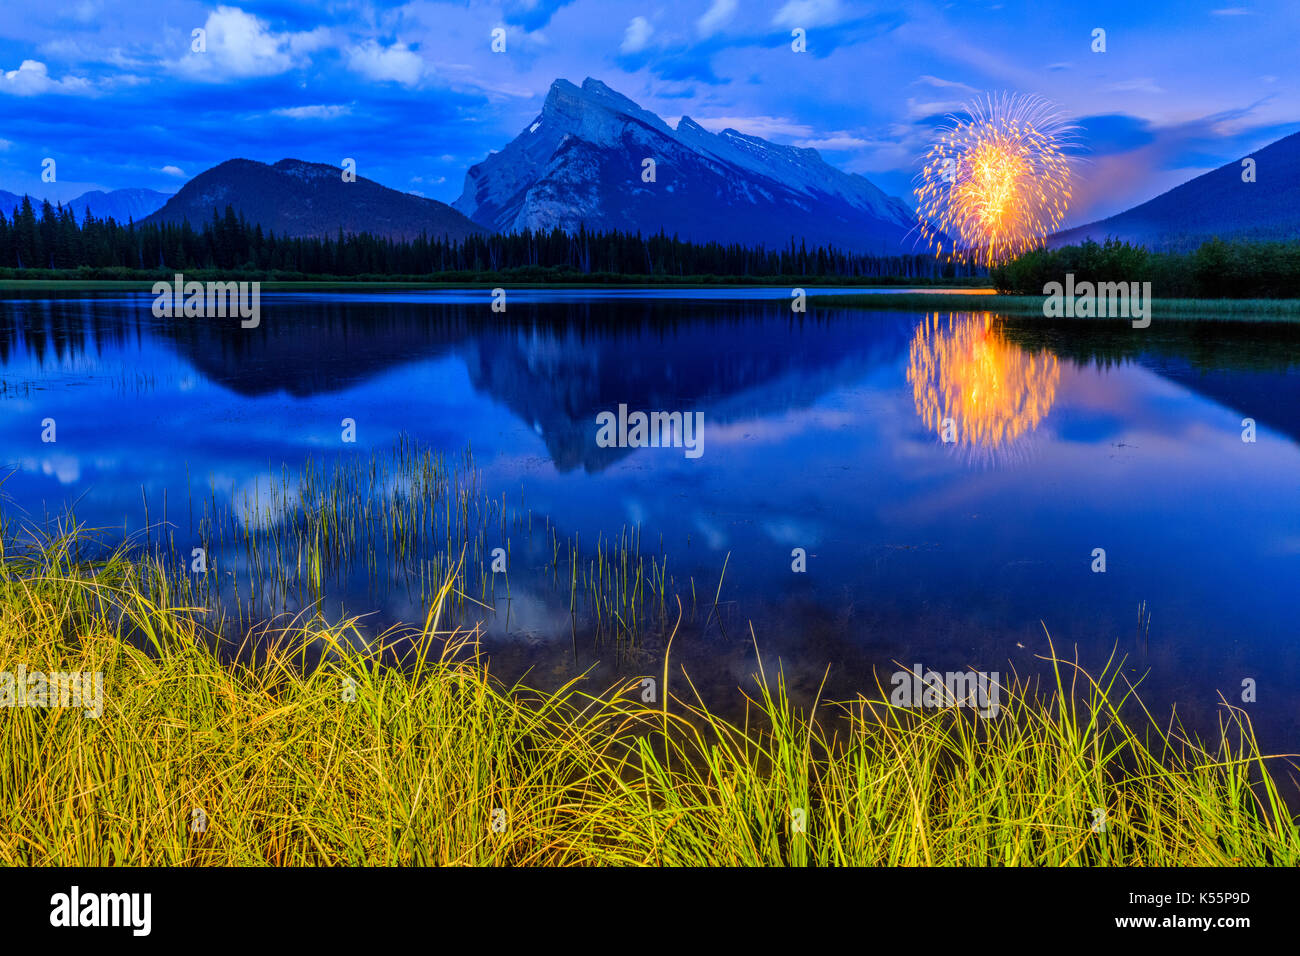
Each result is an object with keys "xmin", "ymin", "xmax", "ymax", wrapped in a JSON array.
[
  {"xmin": 992, "ymin": 238, "xmax": 1300, "ymax": 298},
  {"xmin": 0, "ymin": 197, "xmax": 968, "ymax": 282}
]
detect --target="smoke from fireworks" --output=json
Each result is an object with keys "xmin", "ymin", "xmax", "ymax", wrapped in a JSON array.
[{"xmin": 914, "ymin": 93, "xmax": 1077, "ymax": 267}]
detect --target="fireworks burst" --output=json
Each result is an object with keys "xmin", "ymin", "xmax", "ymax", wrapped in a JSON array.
[{"xmin": 914, "ymin": 92, "xmax": 1077, "ymax": 267}]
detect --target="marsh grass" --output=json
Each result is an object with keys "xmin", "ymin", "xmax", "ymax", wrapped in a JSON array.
[
  {"xmin": 1, "ymin": 522, "xmax": 1297, "ymax": 866},
  {"xmin": 131, "ymin": 439, "xmax": 684, "ymax": 650}
]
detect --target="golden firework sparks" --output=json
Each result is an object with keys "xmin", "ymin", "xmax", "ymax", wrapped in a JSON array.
[
  {"xmin": 907, "ymin": 312, "xmax": 1060, "ymax": 451},
  {"xmin": 914, "ymin": 93, "xmax": 1077, "ymax": 267}
]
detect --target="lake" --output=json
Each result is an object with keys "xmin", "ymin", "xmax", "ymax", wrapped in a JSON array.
[{"xmin": 2, "ymin": 290, "xmax": 1299, "ymax": 754}]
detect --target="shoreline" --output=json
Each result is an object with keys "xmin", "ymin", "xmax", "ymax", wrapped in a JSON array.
[
  {"xmin": 0, "ymin": 277, "xmax": 990, "ymax": 292},
  {"xmin": 2, "ymin": 280, "xmax": 1297, "ymax": 323}
]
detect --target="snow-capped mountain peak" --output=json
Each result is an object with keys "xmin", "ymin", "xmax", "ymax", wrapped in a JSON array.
[{"xmin": 453, "ymin": 77, "xmax": 916, "ymax": 252}]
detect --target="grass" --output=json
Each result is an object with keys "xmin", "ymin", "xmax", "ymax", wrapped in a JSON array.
[
  {"xmin": 152, "ymin": 440, "xmax": 682, "ymax": 648},
  {"xmin": 811, "ymin": 292, "xmax": 1300, "ymax": 321},
  {"xmin": 1, "ymin": 520, "xmax": 1297, "ymax": 866}
]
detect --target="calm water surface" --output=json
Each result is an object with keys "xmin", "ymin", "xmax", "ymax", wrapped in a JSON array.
[{"xmin": 2, "ymin": 290, "xmax": 1298, "ymax": 751}]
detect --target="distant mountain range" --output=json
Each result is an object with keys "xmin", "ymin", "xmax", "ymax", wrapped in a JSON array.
[
  {"xmin": 141, "ymin": 158, "xmax": 480, "ymax": 242},
  {"xmin": 68, "ymin": 188, "xmax": 172, "ymax": 224},
  {"xmin": 0, "ymin": 187, "xmax": 171, "ymax": 223},
  {"xmin": 453, "ymin": 77, "xmax": 917, "ymax": 254},
  {"xmin": 1053, "ymin": 130, "xmax": 1300, "ymax": 251},
  {"xmin": 2, "ymin": 79, "xmax": 1296, "ymax": 254}
]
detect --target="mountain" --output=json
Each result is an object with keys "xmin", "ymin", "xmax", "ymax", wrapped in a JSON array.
[
  {"xmin": 1054, "ymin": 130, "xmax": 1300, "ymax": 251},
  {"xmin": 454, "ymin": 77, "xmax": 917, "ymax": 253},
  {"xmin": 68, "ymin": 188, "xmax": 171, "ymax": 224},
  {"xmin": 0, "ymin": 188, "xmax": 169, "ymax": 223},
  {"xmin": 143, "ymin": 158, "xmax": 481, "ymax": 241}
]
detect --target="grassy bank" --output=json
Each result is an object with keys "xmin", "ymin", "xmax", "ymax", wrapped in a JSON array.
[
  {"xmin": 1, "ymin": 524, "xmax": 1296, "ymax": 866},
  {"xmin": 811, "ymin": 292, "xmax": 1300, "ymax": 321}
]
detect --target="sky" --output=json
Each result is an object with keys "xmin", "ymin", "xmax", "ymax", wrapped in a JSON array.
[{"xmin": 0, "ymin": 0, "xmax": 1296, "ymax": 227}]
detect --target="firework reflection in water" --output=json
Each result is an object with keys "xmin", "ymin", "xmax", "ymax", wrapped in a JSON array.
[{"xmin": 907, "ymin": 312, "xmax": 1060, "ymax": 460}]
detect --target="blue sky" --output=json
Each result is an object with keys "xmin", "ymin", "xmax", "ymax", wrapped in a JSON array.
[{"xmin": 0, "ymin": 0, "xmax": 1296, "ymax": 226}]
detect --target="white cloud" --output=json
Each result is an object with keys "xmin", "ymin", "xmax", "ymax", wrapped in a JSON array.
[
  {"xmin": 287, "ymin": 28, "xmax": 331, "ymax": 57},
  {"xmin": 160, "ymin": 165, "xmax": 186, "ymax": 177},
  {"xmin": 37, "ymin": 38, "xmax": 149, "ymax": 70},
  {"xmin": 65, "ymin": 0, "xmax": 99, "ymax": 23},
  {"xmin": 0, "ymin": 60, "xmax": 92, "ymax": 96},
  {"xmin": 346, "ymin": 40, "xmax": 424, "ymax": 86},
  {"xmin": 912, "ymin": 75, "xmax": 978, "ymax": 94},
  {"xmin": 1103, "ymin": 78, "xmax": 1165, "ymax": 94},
  {"xmin": 621, "ymin": 16, "xmax": 654, "ymax": 54},
  {"xmin": 697, "ymin": 0, "xmax": 738, "ymax": 36},
  {"xmin": 690, "ymin": 115, "xmax": 815, "ymax": 138},
  {"xmin": 905, "ymin": 94, "xmax": 975, "ymax": 119},
  {"xmin": 177, "ymin": 7, "xmax": 329, "ymax": 81},
  {"xmin": 272, "ymin": 103, "xmax": 353, "ymax": 120},
  {"xmin": 794, "ymin": 135, "xmax": 869, "ymax": 150},
  {"xmin": 773, "ymin": 0, "xmax": 844, "ymax": 29}
]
